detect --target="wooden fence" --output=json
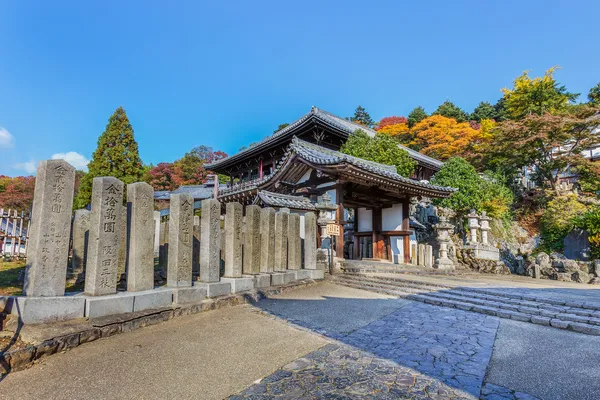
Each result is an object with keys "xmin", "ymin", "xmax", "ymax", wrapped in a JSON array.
[{"xmin": 0, "ymin": 208, "xmax": 30, "ymax": 260}]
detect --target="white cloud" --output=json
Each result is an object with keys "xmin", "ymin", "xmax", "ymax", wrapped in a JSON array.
[
  {"xmin": 51, "ymin": 151, "xmax": 90, "ymax": 171},
  {"xmin": 0, "ymin": 127, "xmax": 15, "ymax": 149},
  {"xmin": 13, "ymin": 160, "xmax": 37, "ymax": 174}
]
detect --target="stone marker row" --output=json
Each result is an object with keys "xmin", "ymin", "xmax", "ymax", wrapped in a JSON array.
[{"xmin": 24, "ymin": 159, "xmax": 319, "ymax": 299}]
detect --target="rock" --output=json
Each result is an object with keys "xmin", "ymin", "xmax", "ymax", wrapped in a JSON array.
[
  {"xmin": 552, "ymin": 259, "xmax": 580, "ymax": 273},
  {"xmin": 589, "ymin": 277, "xmax": 600, "ymax": 285},
  {"xmin": 552, "ymin": 272, "xmax": 572, "ymax": 282},
  {"xmin": 457, "ymin": 249, "xmax": 511, "ymax": 274},
  {"xmin": 535, "ymin": 252, "xmax": 551, "ymax": 268},
  {"xmin": 572, "ymin": 271, "xmax": 591, "ymax": 284}
]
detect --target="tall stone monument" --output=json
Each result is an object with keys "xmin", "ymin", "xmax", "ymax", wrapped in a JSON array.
[
  {"xmin": 70, "ymin": 208, "xmax": 90, "ymax": 281},
  {"xmin": 126, "ymin": 182, "xmax": 155, "ymax": 292},
  {"xmin": 274, "ymin": 209, "xmax": 289, "ymax": 271},
  {"xmin": 85, "ymin": 177, "xmax": 125, "ymax": 296},
  {"xmin": 260, "ymin": 207, "xmax": 276, "ymax": 273},
  {"xmin": 224, "ymin": 202, "xmax": 243, "ymax": 277},
  {"xmin": 199, "ymin": 199, "xmax": 221, "ymax": 282},
  {"xmin": 167, "ymin": 193, "xmax": 194, "ymax": 287},
  {"xmin": 304, "ymin": 212, "xmax": 317, "ymax": 269},
  {"xmin": 153, "ymin": 210, "xmax": 161, "ymax": 257},
  {"xmin": 24, "ymin": 160, "xmax": 76, "ymax": 297},
  {"xmin": 243, "ymin": 205, "xmax": 261, "ymax": 275},
  {"xmin": 287, "ymin": 213, "xmax": 301, "ymax": 270}
]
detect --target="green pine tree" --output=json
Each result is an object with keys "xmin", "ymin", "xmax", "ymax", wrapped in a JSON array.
[
  {"xmin": 349, "ymin": 105, "xmax": 375, "ymax": 128},
  {"xmin": 74, "ymin": 106, "xmax": 145, "ymax": 208},
  {"xmin": 432, "ymin": 101, "xmax": 470, "ymax": 122},
  {"xmin": 407, "ymin": 106, "xmax": 428, "ymax": 128},
  {"xmin": 470, "ymin": 101, "xmax": 497, "ymax": 122}
]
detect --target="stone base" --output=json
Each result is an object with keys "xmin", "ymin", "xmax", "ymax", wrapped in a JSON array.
[
  {"xmin": 220, "ymin": 277, "xmax": 255, "ymax": 293},
  {"xmin": 132, "ymin": 288, "xmax": 174, "ymax": 312},
  {"xmin": 7, "ymin": 296, "xmax": 86, "ymax": 324},
  {"xmin": 83, "ymin": 292, "xmax": 135, "ymax": 318},
  {"xmin": 252, "ymin": 274, "xmax": 271, "ymax": 289},
  {"xmin": 293, "ymin": 269, "xmax": 324, "ymax": 280},
  {"xmin": 172, "ymin": 286, "xmax": 207, "ymax": 304},
  {"xmin": 271, "ymin": 271, "xmax": 296, "ymax": 286},
  {"xmin": 434, "ymin": 258, "xmax": 456, "ymax": 271},
  {"xmin": 194, "ymin": 281, "xmax": 232, "ymax": 298},
  {"xmin": 465, "ymin": 244, "xmax": 500, "ymax": 261}
]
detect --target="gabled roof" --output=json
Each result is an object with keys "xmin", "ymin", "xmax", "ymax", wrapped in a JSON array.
[
  {"xmin": 207, "ymin": 106, "xmax": 443, "ymax": 171},
  {"xmin": 254, "ymin": 190, "xmax": 316, "ymax": 211},
  {"xmin": 218, "ymin": 137, "xmax": 455, "ymax": 202}
]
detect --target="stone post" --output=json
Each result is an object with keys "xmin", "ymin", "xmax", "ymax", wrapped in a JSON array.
[
  {"xmin": 417, "ymin": 244, "xmax": 425, "ymax": 267},
  {"xmin": 304, "ymin": 212, "xmax": 317, "ymax": 269},
  {"xmin": 243, "ymin": 205, "xmax": 261, "ymax": 275},
  {"xmin": 117, "ymin": 205, "xmax": 127, "ymax": 281},
  {"xmin": 467, "ymin": 209, "xmax": 480, "ymax": 244},
  {"xmin": 84, "ymin": 177, "xmax": 124, "ymax": 296},
  {"xmin": 260, "ymin": 207, "xmax": 276, "ymax": 273},
  {"xmin": 158, "ymin": 220, "xmax": 168, "ymax": 271},
  {"xmin": 70, "ymin": 209, "xmax": 90, "ymax": 281},
  {"xmin": 192, "ymin": 216, "xmax": 201, "ymax": 279},
  {"xmin": 411, "ymin": 244, "xmax": 417, "ymax": 266},
  {"xmin": 153, "ymin": 211, "xmax": 160, "ymax": 257},
  {"xmin": 224, "ymin": 202, "xmax": 243, "ymax": 277},
  {"xmin": 126, "ymin": 182, "xmax": 155, "ymax": 292},
  {"xmin": 287, "ymin": 213, "xmax": 301, "ymax": 270},
  {"xmin": 433, "ymin": 216, "xmax": 455, "ymax": 270},
  {"xmin": 200, "ymin": 199, "xmax": 221, "ymax": 282},
  {"xmin": 24, "ymin": 160, "xmax": 75, "ymax": 297},
  {"xmin": 425, "ymin": 245, "xmax": 433, "ymax": 268},
  {"xmin": 479, "ymin": 211, "xmax": 491, "ymax": 246},
  {"xmin": 167, "ymin": 193, "xmax": 194, "ymax": 287},
  {"xmin": 274, "ymin": 209, "xmax": 289, "ymax": 271}
]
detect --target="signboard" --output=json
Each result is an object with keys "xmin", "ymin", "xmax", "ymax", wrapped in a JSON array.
[{"xmin": 326, "ymin": 223, "xmax": 341, "ymax": 236}]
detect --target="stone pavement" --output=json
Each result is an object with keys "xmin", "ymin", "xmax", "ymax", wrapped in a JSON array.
[{"xmin": 3, "ymin": 282, "xmax": 600, "ymax": 399}]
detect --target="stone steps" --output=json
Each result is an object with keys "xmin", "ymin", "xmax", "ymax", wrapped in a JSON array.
[{"xmin": 329, "ymin": 274, "xmax": 600, "ymax": 336}]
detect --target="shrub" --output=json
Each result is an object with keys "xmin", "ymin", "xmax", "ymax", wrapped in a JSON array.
[{"xmin": 540, "ymin": 195, "xmax": 588, "ymax": 252}]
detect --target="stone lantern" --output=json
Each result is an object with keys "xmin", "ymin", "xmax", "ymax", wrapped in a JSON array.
[
  {"xmin": 315, "ymin": 192, "xmax": 337, "ymax": 247},
  {"xmin": 479, "ymin": 211, "xmax": 491, "ymax": 246},
  {"xmin": 433, "ymin": 216, "xmax": 455, "ymax": 270},
  {"xmin": 467, "ymin": 209, "xmax": 480, "ymax": 244}
]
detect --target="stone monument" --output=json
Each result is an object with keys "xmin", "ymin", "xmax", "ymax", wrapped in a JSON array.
[
  {"xmin": 126, "ymin": 182, "xmax": 155, "ymax": 292},
  {"xmin": 167, "ymin": 193, "xmax": 194, "ymax": 287}
]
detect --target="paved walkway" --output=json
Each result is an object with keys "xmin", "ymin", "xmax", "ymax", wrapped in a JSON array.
[{"xmin": 1, "ymin": 282, "xmax": 599, "ymax": 399}]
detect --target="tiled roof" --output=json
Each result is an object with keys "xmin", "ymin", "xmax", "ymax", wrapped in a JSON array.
[
  {"xmin": 255, "ymin": 190, "xmax": 316, "ymax": 211},
  {"xmin": 218, "ymin": 137, "xmax": 455, "ymax": 199},
  {"xmin": 154, "ymin": 190, "xmax": 171, "ymax": 200},
  {"xmin": 207, "ymin": 106, "xmax": 443, "ymax": 170},
  {"xmin": 170, "ymin": 184, "xmax": 227, "ymax": 200}
]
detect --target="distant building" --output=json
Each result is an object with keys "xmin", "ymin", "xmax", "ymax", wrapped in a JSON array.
[{"xmin": 155, "ymin": 178, "xmax": 227, "ymax": 216}]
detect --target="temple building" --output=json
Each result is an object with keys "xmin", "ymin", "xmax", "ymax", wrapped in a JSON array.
[{"xmin": 206, "ymin": 106, "xmax": 454, "ymax": 264}]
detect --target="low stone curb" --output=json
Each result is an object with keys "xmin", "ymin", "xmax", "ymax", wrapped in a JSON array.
[{"xmin": 0, "ymin": 279, "xmax": 318, "ymax": 377}]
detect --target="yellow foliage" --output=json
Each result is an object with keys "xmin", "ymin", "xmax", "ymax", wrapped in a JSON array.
[
  {"xmin": 410, "ymin": 115, "xmax": 482, "ymax": 161},
  {"xmin": 377, "ymin": 122, "xmax": 411, "ymax": 143}
]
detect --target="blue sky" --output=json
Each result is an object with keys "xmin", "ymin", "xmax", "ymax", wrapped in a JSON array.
[{"xmin": 1, "ymin": 1, "xmax": 599, "ymax": 176}]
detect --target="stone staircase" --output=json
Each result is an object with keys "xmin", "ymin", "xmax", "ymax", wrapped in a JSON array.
[
  {"xmin": 329, "ymin": 273, "xmax": 600, "ymax": 336},
  {"xmin": 339, "ymin": 259, "xmax": 466, "ymax": 276}
]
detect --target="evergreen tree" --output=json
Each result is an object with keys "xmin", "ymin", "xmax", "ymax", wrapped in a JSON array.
[
  {"xmin": 407, "ymin": 106, "xmax": 428, "ymax": 128},
  {"xmin": 588, "ymin": 82, "xmax": 600, "ymax": 105},
  {"xmin": 493, "ymin": 97, "xmax": 509, "ymax": 122},
  {"xmin": 74, "ymin": 107, "xmax": 144, "ymax": 208},
  {"xmin": 349, "ymin": 105, "xmax": 374, "ymax": 128},
  {"xmin": 470, "ymin": 101, "xmax": 497, "ymax": 122},
  {"xmin": 433, "ymin": 101, "xmax": 469, "ymax": 122}
]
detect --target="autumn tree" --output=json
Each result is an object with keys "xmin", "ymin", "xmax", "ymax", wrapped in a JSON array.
[
  {"xmin": 376, "ymin": 119, "xmax": 411, "ymax": 144},
  {"xmin": 74, "ymin": 107, "xmax": 145, "ymax": 208},
  {"xmin": 173, "ymin": 146, "xmax": 227, "ymax": 186},
  {"xmin": 375, "ymin": 116, "xmax": 407, "ymax": 131},
  {"xmin": 588, "ymin": 82, "xmax": 600, "ymax": 105},
  {"xmin": 147, "ymin": 162, "xmax": 177, "ymax": 191},
  {"xmin": 471, "ymin": 101, "xmax": 497, "ymax": 122},
  {"xmin": 349, "ymin": 106, "xmax": 374, "ymax": 128},
  {"xmin": 410, "ymin": 115, "xmax": 482, "ymax": 161},
  {"xmin": 0, "ymin": 175, "xmax": 36, "ymax": 210},
  {"xmin": 407, "ymin": 106, "xmax": 428, "ymax": 128},
  {"xmin": 341, "ymin": 129, "xmax": 416, "ymax": 177},
  {"xmin": 486, "ymin": 106, "xmax": 600, "ymax": 191},
  {"xmin": 433, "ymin": 101, "xmax": 470, "ymax": 122},
  {"xmin": 501, "ymin": 67, "xmax": 578, "ymax": 119}
]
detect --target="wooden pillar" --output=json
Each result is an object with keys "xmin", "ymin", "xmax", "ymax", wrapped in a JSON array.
[
  {"xmin": 259, "ymin": 159, "xmax": 263, "ymax": 179},
  {"xmin": 372, "ymin": 207, "xmax": 383, "ymax": 260},
  {"xmin": 335, "ymin": 184, "xmax": 345, "ymax": 258},
  {"xmin": 402, "ymin": 200, "xmax": 410, "ymax": 264},
  {"xmin": 353, "ymin": 207, "xmax": 359, "ymax": 260}
]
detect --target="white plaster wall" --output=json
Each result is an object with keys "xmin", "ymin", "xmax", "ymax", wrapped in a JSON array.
[
  {"xmin": 357, "ymin": 208, "xmax": 373, "ymax": 232},
  {"xmin": 382, "ymin": 203, "xmax": 403, "ymax": 231},
  {"xmin": 390, "ymin": 236, "xmax": 403, "ymax": 264}
]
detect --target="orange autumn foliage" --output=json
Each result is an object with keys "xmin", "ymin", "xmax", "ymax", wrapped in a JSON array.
[
  {"xmin": 377, "ymin": 122, "xmax": 411, "ymax": 142},
  {"xmin": 410, "ymin": 115, "xmax": 482, "ymax": 161}
]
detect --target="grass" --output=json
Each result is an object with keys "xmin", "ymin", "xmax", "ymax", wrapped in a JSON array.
[{"xmin": 0, "ymin": 260, "xmax": 26, "ymax": 296}]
